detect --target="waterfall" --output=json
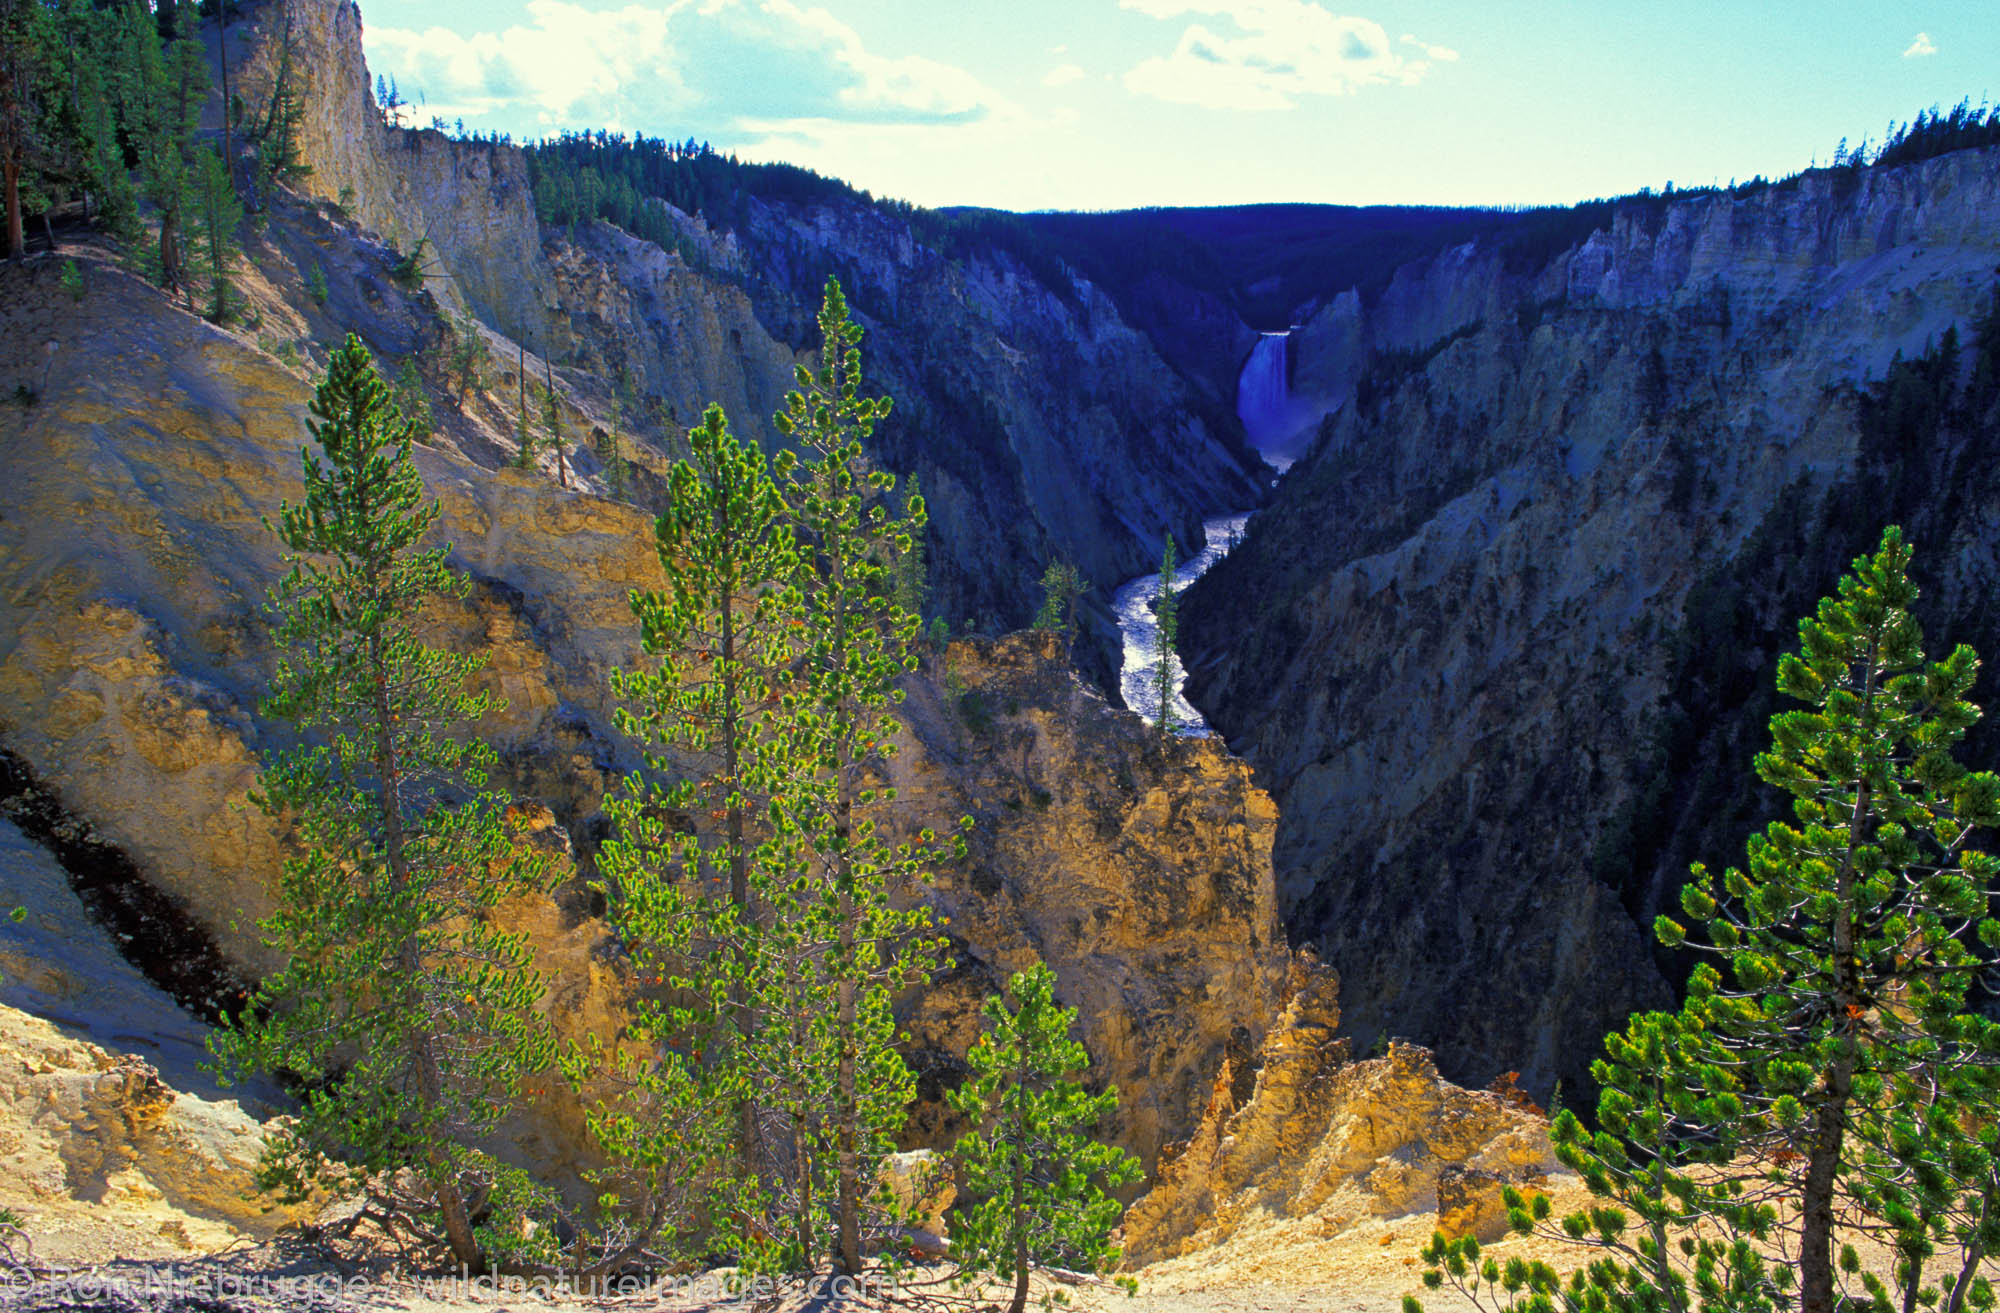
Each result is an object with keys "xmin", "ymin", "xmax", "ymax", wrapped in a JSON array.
[
  {"xmin": 1237, "ymin": 333, "xmax": 1290, "ymax": 440},
  {"xmin": 1235, "ymin": 330, "xmax": 1318, "ymax": 468}
]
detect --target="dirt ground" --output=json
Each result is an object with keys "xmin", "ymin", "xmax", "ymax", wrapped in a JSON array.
[{"xmin": 0, "ymin": 1196, "xmax": 1580, "ymax": 1313}]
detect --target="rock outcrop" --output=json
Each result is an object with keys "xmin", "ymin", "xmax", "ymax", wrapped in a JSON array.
[
  {"xmin": 0, "ymin": 819, "xmax": 314, "ymax": 1261},
  {"xmin": 0, "ymin": 254, "xmax": 658, "ymax": 972},
  {"xmin": 1181, "ymin": 146, "xmax": 2000, "ymax": 1100},
  {"xmin": 1120, "ymin": 955, "xmax": 1556, "ymax": 1266},
  {"xmin": 227, "ymin": 0, "xmax": 562, "ymax": 347},
  {"xmin": 891, "ymin": 632, "xmax": 1288, "ymax": 1169}
]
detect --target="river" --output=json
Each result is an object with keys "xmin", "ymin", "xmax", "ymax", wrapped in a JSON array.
[{"xmin": 1113, "ymin": 511, "xmax": 1250, "ymax": 735}]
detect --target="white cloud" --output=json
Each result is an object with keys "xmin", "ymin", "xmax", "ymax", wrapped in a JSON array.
[
  {"xmin": 1043, "ymin": 62, "xmax": 1087, "ymax": 87},
  {"xmin": 1118, "ymin": 1, "xmax": 1447, "ymax": 110},
  {"xmin": 770, "ymin": 1, "xmax": 994, "ymax": 120},
  {"xmin": 1400, "ymin": 33, "xmax": 1459, "ymax": 62},
  {"xmin": 365, "ymin": 0, "xmax": 1009, "ymax": 139},
  {"xmin": 1903, "ymin": 31, "xmax": 1938, "ymax": 57}
]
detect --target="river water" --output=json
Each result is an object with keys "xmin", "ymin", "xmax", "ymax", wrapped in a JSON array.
[{"xmin": 1113, "ymin": 511, "xmax": 1250, "ymax": 735}]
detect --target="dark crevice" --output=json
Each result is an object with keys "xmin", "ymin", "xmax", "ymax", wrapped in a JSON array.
[{"xmin": 0, "ymin": 747, "xmax": 252, "ymax": 1026}]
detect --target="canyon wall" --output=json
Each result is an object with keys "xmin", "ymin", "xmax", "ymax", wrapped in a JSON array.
[
  {"xmin": 0, "ymin": 231, "xmax": 1283, "ymax": 1173},
  {"xmin": 1182, "ymin": 148, "xmax": 2000, "ymax": 1100},
  {"xmin": 230, "ymin": 0, "xmax": 1266, "ymax": 692}
]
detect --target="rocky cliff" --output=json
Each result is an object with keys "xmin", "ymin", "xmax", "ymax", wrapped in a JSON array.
[
  {"xmin": 0, "ymin": 818, "xmax": 312, "ymax": 1262},
  {"xmin": 1181, "ymin": 146, "xmax": 2000, "ymax": 1101},
  {"xmin": 227, "ymin": 0, "xmax": 1266, "ymax": 694},
  {"xmin": 1120, "ymin": 955, "xmax": 1555, "ymax": 1267},
  {"xmin": 0, "ymin": 232, "xmax": 1283, "ymax": 1180},
  {"xmin": 657, "ymin": 194, "xmax": 1269, "ymax": 685},
  {"xmin": 227, "ymin": 0, "xmax": 562, "ymax": 348},
  {"xmin": 891, "ymin": 633, "xmax": 1287, "ymax": 1168}
]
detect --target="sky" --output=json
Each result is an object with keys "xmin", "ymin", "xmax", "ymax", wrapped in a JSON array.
[{"xmin": 357, "ymin": 0, "xmax": 2000, "ymax": 213}]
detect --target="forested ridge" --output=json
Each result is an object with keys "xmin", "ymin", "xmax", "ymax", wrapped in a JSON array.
[{"xmin": 517, "ymin": 100, "xmax": 2000, "ymax": 343}]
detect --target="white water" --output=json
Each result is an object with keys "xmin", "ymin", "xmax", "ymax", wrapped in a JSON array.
[
  {"xmin": 1236, "ymin": 331, "xmax": 1314, "ymax": 469},
  {"xmin": 1114, "ymin": 512, "xmax": 1250, "ymax": 735}
]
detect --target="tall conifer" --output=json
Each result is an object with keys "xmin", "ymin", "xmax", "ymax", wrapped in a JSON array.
[
  {"xmin": 948, "ymin": 964, "xmax": 1141, "ymax": 1313},
  {"xmin": 773, "ymin": 277, "xmax": 955, "ymax": 1275},
  {"xmin": 1414, "ymin": 527, "xmax": 2000, "ymax": 1313},
  {"xmin": 211, "ymin": 336, "xmax": 554, "ymax": 1272},
  {"xmin": 597, "ymin": 401, "xmax": 804, "ymax": 1252},
  {"xmin": 1152, "ymin": 534, "xmax": 1179, "ymax": 737}
]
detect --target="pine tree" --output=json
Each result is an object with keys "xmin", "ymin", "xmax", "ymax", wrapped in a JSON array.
[
  {"xmin": 948, "ymin": 964, "xmax": 1141, "ymax": 1313},
  {"xmin": 1413, "ymin": 527, "xmax": 2000, "ymax": 1313},
  {"xmin": 122, "ymin": 2, "xmax": 208, "ymax": 299},
  {"xmin": 595, "ymin": 425, "xmax": 629, "ymax": 498},
  {"xmin": 772, "ymin": 276, "xmax": 956, "ymax": 1275},
  {"xmin": 392, "ymin": 357, "xmax": 435, "ymax": 443},
  {"xmin": 0, "ymin": 0, "xmax": 59, "ymax": 262},
  {"xmin": 1151, "ymin": 534, "xmax": 1179, "ymax": 737},
  {"xmin": 540, "ymin": 373, "xmax": 567, "ymax": 488},
  {"xmin": 209, "ymin": 335, "xmax": 556, "ymax": 1273},
  {"xmin": 599, "ymin": 401, "xmax": 804, "ymax": 1244},
  {"xmin": 73, "ymin": 3, "xmax": 139, "ymax": 242},
  {"xmin": 1033, "ymin": 560, "xmax": 1088, "ymax": 660},
  {"xmin": 891, "ymin": 472, "xmax": 929, "ymax": 624},
  {"xmin": 247, "ymin": 7, "xmax": 311, "ymax": 209},
  {"xmin": 513, "ymin": 387, "xmax": 536, "ymax": 467},
  {"xmin": 189, "ymin": 143, "xmax": 242, "ymax": 321},
  {"xmin": 448, "ymin": 313, "xmax": 489, "ymax": 413}
]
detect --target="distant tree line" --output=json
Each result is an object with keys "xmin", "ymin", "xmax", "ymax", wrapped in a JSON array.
[
  {"xmin": 521, "ymin": 131, "xmax": 1087, "ymax": 307},
  {"xmin": 1870, "ymin": 98, "xmax": 2000, "ymax": 169},
  {"xmin": 524, "ymin": 133, "xmax": 862, "ymax": 248}
]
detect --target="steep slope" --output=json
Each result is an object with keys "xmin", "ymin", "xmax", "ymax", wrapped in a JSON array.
[
  {"xmin": 0, "ymin": 240, "xmax": 1284, "ymax": 1172},
  {"xmin": 230, "ymin": 0, "xmax": 1266, "ymax": 692},
  {"xmin": 0, "ymin": 818, "xmax": 314, "ymax": 1260},
  {"xmin": 650, "ymin": 194, "xmax": 1268, "ymax": 682},
  {"xmin": 890, "ymin": 633, "xmax": 1287, "ymax": 1169},
  {"xmin": 1120, "ymin": 956, "xmax": 1556, "ymax": 1267},
  {"xmin": 1181, "ymin": 146, "xmax": 2000, "ymax": 1100}
]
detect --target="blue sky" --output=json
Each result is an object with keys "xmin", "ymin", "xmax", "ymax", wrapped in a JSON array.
[{"xmin": 358, "ymin": 1, "xmax": 2000, "ymax": 212}]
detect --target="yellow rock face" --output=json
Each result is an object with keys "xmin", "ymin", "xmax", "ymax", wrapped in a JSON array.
[
  {"xmin": 0, "ymin": 253, "xmax": 1289, "ymax": 1193},
  {"xmin": 889, "ymin": 632, "xmax": 1288, "ymax": 1170},
  {"xmin": 0, "ymin": 819, "xmax": 316, "ymax": 1261},
  {"xmin": 1119, "ymin": 954, "xmax": 1557, "ymax": 1266}
]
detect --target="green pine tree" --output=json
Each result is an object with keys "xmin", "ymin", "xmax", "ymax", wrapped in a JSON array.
[
  {"xmin": 772, "ymin": 276, "xmax": 958, "ymax": 1275},
  {"xmin": 120, "ymin": 1, "xmax": 207, "ymax": 300},
  {"xmin": 892, "ymin": 471, "xmax": 930, "ymax": 624},
  {"xmin": 0, "ymin": 0, "xmax": 60, "ymax": 262},
  {"xmin": 449, "ymin": 313, "xmax": 489, "ymax": 414},
  {"xmin": 392, "ymin": 357, "xmax": 435, "ymax": 443},
  {"xmin": 1413, "ymin": 526, "xmax": 2000, "ymax": 1313},
  {"xmin": 77, "ymin": 14, "xmax": 137, "ymax": 239},
  {"xmin": 540, "ymin": 378, "xmax": 567, "ymax": 487},
  {"xmin": 1033, "ymin": 560, "xmax": 1088, "ymax": 660},
  {"xmin": 247, "ymin": 5, "xmax": 311, "ymax": 209},
  {"xmin": 595, "ymin": 425, "xmax": 629, "ymax": 498},
  {"xmin": 513, "ymin": 387, "xmax": 536, "ymax": 467},
  {"xmin": 189, "ymin": 143, "xmax": 242, "ymax": 321},
  {"xmin": 1151, "ymin": 534, "xmax": 1179, "ymax": 737},
  {"xmin": 209, "ymin": 335, "xmax": 556, "ymax": 1273},
  {"xmin": 596, "ymin": 401, "xmax": 806, "ymax": 1259},
  {"xmin": 948, "ymin": 963, "xmax": 1141, "ymax": 1313}
]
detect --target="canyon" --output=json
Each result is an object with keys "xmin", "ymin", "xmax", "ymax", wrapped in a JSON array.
[
  {"xmin": 1180, "ymin": 150, "xmax": 2000, "ymax": 1103},
  {"xmin": 4, "ymin": 0, "xmax": 2000, "ymax": 1302}
]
